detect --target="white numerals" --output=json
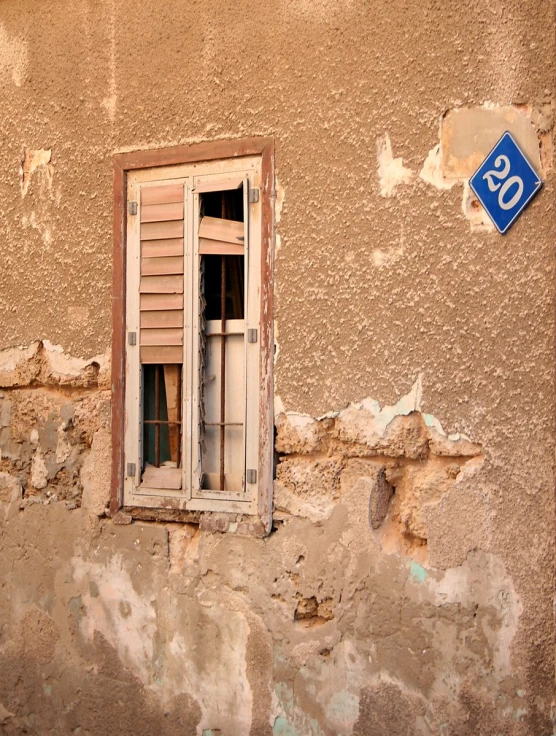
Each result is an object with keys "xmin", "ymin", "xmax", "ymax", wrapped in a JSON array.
[{"xmin": 482, "ymin": 155, "xmax": 524, "ymax": 211}]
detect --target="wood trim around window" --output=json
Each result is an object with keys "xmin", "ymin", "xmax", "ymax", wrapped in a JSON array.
[{"xmin": 110, "ymin": 137, "xmax": 275, "ymax": 531}]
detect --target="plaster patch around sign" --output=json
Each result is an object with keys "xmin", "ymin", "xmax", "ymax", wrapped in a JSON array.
[{"xmin": 419, "ymin": 145, "xmax": 457, "ymax": 190}]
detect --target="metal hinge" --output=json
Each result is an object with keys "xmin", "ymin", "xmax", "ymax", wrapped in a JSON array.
[
  {"xmin": 126, "ymin": 463, "xmax": 136, "ymax": 478},
  {"xmin": 248, "ymin": 188, "xmax": 259, "ymax": 204},
  {"xmin": 128, "ymin": 331, "xmax": 137, "ymax": 346},
  {"xmin": 128, "ymin": 201, "xmax": 138, "ymax": 215},
  {"xmin": 246, "ymin": 469, "xmax": 257, "ymax": 484},
  {"xmin": 247, "ymin": 328, "xmax": 258, "ymax": 343}
]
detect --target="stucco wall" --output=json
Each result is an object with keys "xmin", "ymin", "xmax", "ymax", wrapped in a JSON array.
[{"xmin": 0, "ymin": 0, "xmax": 554, "ymax": 734}]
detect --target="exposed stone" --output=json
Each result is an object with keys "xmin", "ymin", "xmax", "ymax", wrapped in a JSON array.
[
  {"xmin": 30, "ymin": 447, "xmax": 48, "ymax": 490},
  {"xmin": 369, "ymin": 467, "xmax": 394, "ymax": 529},
  {"xmin": 274, "ymin": 457, "xmax": 343, "ymax": 522},
  {"xmin": 81, "ymin": 429, "xmax": 111, "ymax": 516},
  {"xmin": 274, "ymin": 412, "xmax": 330, "ymax": 455}
]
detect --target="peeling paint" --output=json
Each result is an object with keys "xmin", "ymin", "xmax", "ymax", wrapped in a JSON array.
[
  {"xmin": 20, "ymin": 148, "xmax": 53, "ymax": 198},
  {"xmin": 409, "ymin": 561, "xmax": 427, "ymax": 583},
  {"xmin": 278, "ymin": 375, "xmax": 476, "ymax": 450},
  {"xmin": 376, "ymin": 134, "xmax": 414, "ymax": 197}
]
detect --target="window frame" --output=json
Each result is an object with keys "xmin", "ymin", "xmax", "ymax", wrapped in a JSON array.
[{"xmin": 111, "ymin": 138, "xmax": 274, "ymax": 533}]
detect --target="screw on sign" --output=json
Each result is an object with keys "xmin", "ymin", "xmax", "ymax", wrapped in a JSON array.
[{"xmin": 469, "ymin": 131, "xmax": 542, "ymax": 234}]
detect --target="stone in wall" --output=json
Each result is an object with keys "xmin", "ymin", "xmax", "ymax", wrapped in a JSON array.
[{"xmin": 0, "ymin": 341, "xmax": 111, "ymax": 513}]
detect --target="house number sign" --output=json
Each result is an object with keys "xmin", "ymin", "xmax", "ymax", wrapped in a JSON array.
[{"xmin": 469, "ymin": 131, "xmax": 542, "ymax": 234}]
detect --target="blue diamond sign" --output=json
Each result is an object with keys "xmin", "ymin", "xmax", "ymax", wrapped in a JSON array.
[{"xmin": 469, "ymin": 131, "xmax": 542, "ymax": 234}]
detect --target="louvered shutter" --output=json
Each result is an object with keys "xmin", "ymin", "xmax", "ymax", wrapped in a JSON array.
[{"xmin": 139, "ymin": 183, "xmax": 185, "ymax": 364}]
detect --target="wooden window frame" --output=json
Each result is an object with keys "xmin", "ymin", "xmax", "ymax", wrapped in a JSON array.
[{"xmin": 111, "ymin": 138, "xmax": 274, "ymax": 533}]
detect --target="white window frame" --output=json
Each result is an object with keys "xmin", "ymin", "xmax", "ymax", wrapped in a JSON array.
[{"xmin": 111, "ymin": 139, "xmax": 274, "ymax": 532}]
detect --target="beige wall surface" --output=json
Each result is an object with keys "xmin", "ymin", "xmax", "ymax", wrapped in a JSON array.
[{"xmin": 0, "ymin": 0, "xmax": 554, "ymax": 734}]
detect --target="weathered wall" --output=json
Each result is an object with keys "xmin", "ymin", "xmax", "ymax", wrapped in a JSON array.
[{"xmin": 0, "ymin": 0, "xmax": 554, "ymax": 734}]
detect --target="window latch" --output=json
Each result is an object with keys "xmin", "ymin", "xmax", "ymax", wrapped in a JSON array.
[
  {"xmin": 246, "ymin": 469, "xmax": 257, "ymax": 484},
  {"xmin": 248, "ymin": 329, "xmax": 258, "ymax": 343},
  {"xmin": 248, "ymin": 188, "xmax": 260, "ymax": 204},
  {"xmin": 126, "ymin": 463, "xmax": 136, "ymax": 478},
  {"xmin": 128, "ymin": 201, "xmax": 138, "ymax": 216},
  {"xmin": 128, "ymin": 331, "xmax": 137, "ymax": 346}
]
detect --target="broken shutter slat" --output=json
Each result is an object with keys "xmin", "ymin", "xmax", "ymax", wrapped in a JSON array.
[
  {"xmin": 141, "ymin": 238, "xmax": 184, "ymax": 258},
  {"xmin": 141, "ymin": 220, "xmax": 184, "ymax": 241},
  {"xmin": 141, "ymin": 201, "xmax": 184, "ymax": 223},
  {"xmin": 163, "ymin": 365, "xmax": 181, "ymax": 464},
  {"xmin": 140, "ymin": 275, "xmax": 184, "ymax": 294},
  {"xmin": 140, "ymin": 346, "xmax": 183, "ymax": 364},
  {"xmin": 141, "ymin": 183, "xmax": 183, "ymax": 206},
  {"xmin": 141, "ymin": 256, "xmax": 184, "ymax": 276},
  {"xmin": 198, "ymin": 216, "xmax": 243, "ymax": 244},
  {"xmin": 141, "ymin": 310, "xmax": 183, "ymax": 328},
  {"xmin": 140, "ymin": 328, "xmax": 183, "ymax": 346},
  {"xmin": 195, "ymin": 177, "xmax": 243, "ymax": 193},
  {"xmin": 140, "ymin": 293, "xmax": 184, "ymax": 311},
  {"xmin": 199, "ymin": 239, "xmax": 244, "ymax": 256}
]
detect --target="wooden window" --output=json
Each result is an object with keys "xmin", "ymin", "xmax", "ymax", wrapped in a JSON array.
[{"xmin": 111, "ymin": 139, "xmax": 274, "ymax": 532}]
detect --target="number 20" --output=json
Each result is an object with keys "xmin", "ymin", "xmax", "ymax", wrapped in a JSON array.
[{"xmin": 482, "ymin": 155, "xmax": 524, "ymax": 211}]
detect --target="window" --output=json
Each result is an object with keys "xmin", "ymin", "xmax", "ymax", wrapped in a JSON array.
[{"xmin": 111, "ymin": 139, "xmax": 274, "ymax": 532}]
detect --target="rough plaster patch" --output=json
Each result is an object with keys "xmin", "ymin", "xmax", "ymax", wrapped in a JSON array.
[
  {"xmin": 421, "ymin": 552, "xmax": 522, "ymax": 679},
  {"xmin": 0, "ymin": 24, "xmax": 27, "ymax": 87},
  {"xmin": 20, "ymin": 148, "xmax": 53, "ymax": 198},
  {"xmin": 72, "ymin": 553, "xmax": 253, "ymax": 734},
  {"xmin": 306, "ymin": 640, "xmax": 367, "ymax": 734},
  {"xmin": 80, "ymin": 429, "xmax": 111, "ymax": 516},
  {"xmin": 72, "ymin": 555, "xmax": 157, "ymax": 680},
  {"xmin": 171, "ymin": 605, "xmax": 253, "ymax": 735},
  {"xmin": 376, "ymin": 134, "xmax": 414, "ymax": 197},
  {"xmin": 273, "ymin": 682, "xmax": 324, "ymax": 736}
]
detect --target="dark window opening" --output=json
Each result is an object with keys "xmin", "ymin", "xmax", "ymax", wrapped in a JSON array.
[
  {"xmin": 199, "ymin": 187, "xmax": 245, "ymax": 492},
  {"xmin": 143, "ymin": 364, "xmax": 182, "ymax": 469}
]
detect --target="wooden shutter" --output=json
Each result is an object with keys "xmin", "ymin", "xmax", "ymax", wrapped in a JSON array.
[{"xmin": 139, "ymin": 183, "xmax": 185, "ymax": 364}]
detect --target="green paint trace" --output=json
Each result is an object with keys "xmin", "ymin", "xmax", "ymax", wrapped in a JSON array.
[{"xmin": 410, "ymin": 561, "xmax": 427, "ymax": 583}]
